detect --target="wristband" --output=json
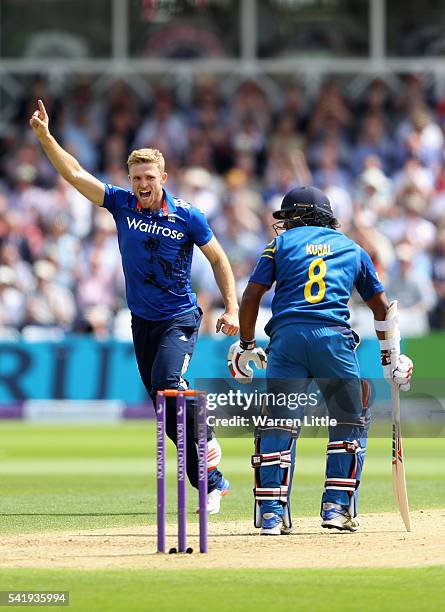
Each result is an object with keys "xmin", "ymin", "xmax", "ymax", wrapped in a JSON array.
[
  {"xmin": 378, "ymin": 337, "xmax": 398, "ymax": 368},
  {"xmin": 239, "ymin": 338, "xmax": 256, "ymax": 350}
]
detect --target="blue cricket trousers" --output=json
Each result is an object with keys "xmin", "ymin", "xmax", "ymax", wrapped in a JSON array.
[{"xmin": 131, "ymin": 308, "xmax": 222, "ymax": 491}]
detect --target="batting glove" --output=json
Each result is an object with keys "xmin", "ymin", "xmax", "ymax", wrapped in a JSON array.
[
  {"xmin": 382, "ymin": 353, "xmax": 413, "ymax": 392},
  {"xmin": 227, "ymin": 339, "xmax": 267, "ymax": 384}
]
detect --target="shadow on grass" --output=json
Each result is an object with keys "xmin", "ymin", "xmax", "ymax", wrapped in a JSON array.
[
  {"xmin": 73, "ymin": 530, "xmax": 403, "ymax": 538},
  {"xmin": 0, "ymin": 512, "xmax": 154, "ymax": 517}
]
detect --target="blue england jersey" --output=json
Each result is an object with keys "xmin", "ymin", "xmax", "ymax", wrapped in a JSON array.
[
  {"xmin": 102, "ymin": 184, "xmax": 213, "ymax": 320},
  {"xmin": 249, "ymin": 226, "xmax": 384, "ymax": 335}
]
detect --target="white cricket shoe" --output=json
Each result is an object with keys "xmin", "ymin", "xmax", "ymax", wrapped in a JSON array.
[
  {"xmin": 321, "ymin": 502, "xmax": 360, "ymax": 532},
  {"xmin": 260, "ymin": 512, "xmax": 293, "ymax": 536},
  {"xmin": 196, "ymin": 478, "xmax": 230, "ymax": 515}
]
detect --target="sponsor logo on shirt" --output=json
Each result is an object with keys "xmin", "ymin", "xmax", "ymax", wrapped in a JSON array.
[
  {"xmin": 306, "ymin": 243, "xmax": 333, "ymax": 256},
  {"xmin": 126, "ymin": 217, "xmax": 184, "ymax": 240}
]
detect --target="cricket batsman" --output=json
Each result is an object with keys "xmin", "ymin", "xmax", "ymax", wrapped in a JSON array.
[
  {"xmin": 228, "ymin": 186, "xmax": 413, "ymax": 534},
  {"xmin": 30, "ymin": 99, "xmax": 238, "ymax": 514}
]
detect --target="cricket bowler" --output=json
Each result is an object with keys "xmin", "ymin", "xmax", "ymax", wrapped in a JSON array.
[{"xmin": 30, "ymin": 99, "xmax": 238, "ymax": 514}]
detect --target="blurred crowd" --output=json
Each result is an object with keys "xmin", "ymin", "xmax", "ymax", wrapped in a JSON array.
[{"xmin": 1, "ymin": 74, "xmax": 445, "ymax": 340}]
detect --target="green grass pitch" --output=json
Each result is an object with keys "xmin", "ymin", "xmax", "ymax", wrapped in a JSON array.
[
  {"xmin": 0, "ymin": 422, "xmax": 443, "ymax": 611},
  {"xmin": 0, "ymin": 568, "xmax": 443, "ymax": 612}
]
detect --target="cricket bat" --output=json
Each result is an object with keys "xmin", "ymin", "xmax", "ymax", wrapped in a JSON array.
[
  {"xmin": 391, "ymin": 383, "xmax": 411, "ymax": 532},
  {"xmin": 386, "ymin": 300, "xmax": 412, "ymax": 532}
]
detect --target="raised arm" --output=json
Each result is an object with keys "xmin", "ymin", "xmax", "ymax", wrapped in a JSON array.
[
  {"xmin": 199, "ymin": 236, "xmax": 239, "ymax": 336},
  {"xmin": 29, "ymin": 99, "xmax": 105, "ymax": 206}
]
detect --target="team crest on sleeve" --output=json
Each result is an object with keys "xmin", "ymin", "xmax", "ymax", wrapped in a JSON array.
[{"xmin": 173, "ymin": 197, "xmax": 191, "ymax": 209}]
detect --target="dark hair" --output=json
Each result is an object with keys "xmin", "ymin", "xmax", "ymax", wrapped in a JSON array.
[
  {"xmin": 311, "ymin": 211, "xmax": 340, "ymax": 229},
  {"xmin": 283, "ymin": 209, "xmax": 340, "ymax": 230}
]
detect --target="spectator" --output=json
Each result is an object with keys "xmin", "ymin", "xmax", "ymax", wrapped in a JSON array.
[
  {"xmin": 353, "ymin": 114, "xmax": 394, "ymax": 176},
  {"xmin": 179, "ymin": 167, "xmax": 221, "ymax": 220},
  {"xmin": 62, "ymin": 107, "xmax": 100, "ymax": 172},
  {"xmin": 26, "ymin": 259, "xmax": 76, "ymax": 329},
  {"xmin": 386, "ymin": 243, "xmax": 437, "ymax": 336},
  {"xmin": 76, "ymin": 249, "xmax": 118, "ymax": 313},
  {"xmin": 132, "ymin": 87, "xmax": 188, "ymax": 160},
  {"xmin": 356, "ymin": 164, "xmax": 393, "ymax": 219},
  {"xmin": 1, "ymin": 74, "xmax": 444, "ymax": 336},
  {"xmin": 430, "ymin": 230, "xmax": 445, "ymax": 329},
  {"xmin": 0, "ymin": 266, "xmax": 26, "ymax": 329}
]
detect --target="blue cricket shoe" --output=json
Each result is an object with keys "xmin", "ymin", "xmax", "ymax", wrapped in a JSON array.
[{"xmin": 260, "ymin": 512, "xmax": 292, "ymax": 536}]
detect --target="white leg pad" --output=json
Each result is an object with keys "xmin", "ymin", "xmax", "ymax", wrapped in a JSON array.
[{"xmin": 207, "ymin": 437, "xmax": 221, "ymax": 470}]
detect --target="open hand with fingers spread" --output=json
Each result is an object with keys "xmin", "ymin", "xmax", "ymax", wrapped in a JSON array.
[{"xmin": 29, "ymin": 99, "xmax": 50, "ymax": 140}]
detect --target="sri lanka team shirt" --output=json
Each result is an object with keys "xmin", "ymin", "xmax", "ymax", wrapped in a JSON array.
[
  {"xmin": 102, "ymin": 184, "xmax": 213, "ymax": 320},
  {"xmin": 250, "ymin": 225, "xmax": 384, "ymax": 336}
]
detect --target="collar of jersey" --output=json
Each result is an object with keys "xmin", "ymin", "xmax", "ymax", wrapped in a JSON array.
[{"xmin": 135, "ymin": 189, "xmax": 176, "ymax": 217}]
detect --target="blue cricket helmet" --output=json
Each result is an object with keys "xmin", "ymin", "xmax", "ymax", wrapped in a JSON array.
[
  {"xmin": 272, "ymin": 185, "xmax": 338, "ymax": 232},
  {"xmin": 272, "ymin": 185, "xmax": 333, "ymax": 220}
]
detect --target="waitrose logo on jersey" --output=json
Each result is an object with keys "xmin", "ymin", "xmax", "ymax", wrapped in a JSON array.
[{"xmin": 126, "ymin": 217, "xmax": 184, "ymax": 240}]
